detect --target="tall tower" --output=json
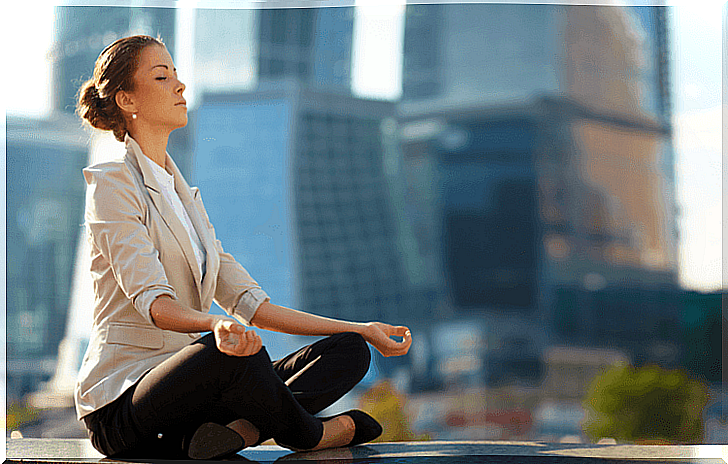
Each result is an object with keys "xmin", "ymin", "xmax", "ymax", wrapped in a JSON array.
[
  {"xmin": 257, "ymin": 7, "xmax": 354, "ymax": 94},
  {"xmin": 397, "ymin": 3, "xmax": 680, "ymax": 386},
  {"xmin": 191, "ymin": 83, "xmax": 413, "ymax": 325}
]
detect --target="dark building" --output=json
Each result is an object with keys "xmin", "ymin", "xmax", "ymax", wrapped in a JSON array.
[
  {"xmin": 680, "ymin": 291, "xmax": 723, "ymax": 385},
  {"xmin": 396, "ymin": 3, "xmax": 679, "ymax": 388}
]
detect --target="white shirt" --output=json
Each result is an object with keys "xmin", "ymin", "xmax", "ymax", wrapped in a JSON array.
[{"xmin": 141, "ymin": 153, "xmax": 207, "ymax": 278}]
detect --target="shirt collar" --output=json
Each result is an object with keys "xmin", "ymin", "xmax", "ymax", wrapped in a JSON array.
[{"xmin": 140, "ymin": 152, "xmax": 174, "ymax": 190}]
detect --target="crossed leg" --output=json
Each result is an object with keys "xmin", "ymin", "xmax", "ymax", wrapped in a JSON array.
[{"xmin": 84, "ymin": 331, "xmax": 371, "ymax": 458}]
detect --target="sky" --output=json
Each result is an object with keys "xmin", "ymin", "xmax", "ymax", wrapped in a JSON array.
[{"xmin": 1, "ymin": 0, "xmax": 724, "ymax": 292}]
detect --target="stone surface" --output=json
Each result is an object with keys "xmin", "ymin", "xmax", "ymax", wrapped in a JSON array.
[{"xmin": 5, "ymin": 438, "xmax": 727, "ymax": 463}]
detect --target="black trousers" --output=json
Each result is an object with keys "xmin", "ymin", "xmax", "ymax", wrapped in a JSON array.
[{"xmin": 83, "ymin": 331, "xmax": 371, "ymax": 458}]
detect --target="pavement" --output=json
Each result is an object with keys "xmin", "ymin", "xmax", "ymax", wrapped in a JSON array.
[{"xmin": 5, "ymin": 438, "xmax": 727, "ymax": 463}]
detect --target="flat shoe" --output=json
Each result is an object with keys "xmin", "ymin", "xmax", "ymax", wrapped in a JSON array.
[
  {"xmin": 187, "ymin": 422, "xmax": 245, "ymax": 460},
  {"xmin": 320, "ymin": 409, "xmax": 382, "ymax": 447}
]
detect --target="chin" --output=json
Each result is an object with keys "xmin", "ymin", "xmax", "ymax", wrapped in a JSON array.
[{"xmin": 173, "ymin": 116, "xmax": 188, "ymax": 129}]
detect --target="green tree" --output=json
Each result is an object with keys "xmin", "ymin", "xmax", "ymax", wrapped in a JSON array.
[{"xmin": 582, "ymin": 364, "xmax": 708, "ymax": 444}]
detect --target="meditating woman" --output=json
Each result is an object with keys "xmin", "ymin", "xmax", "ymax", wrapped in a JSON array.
[{"xmin": 74, "ymin": 35, "xmax": 412, "ymax": 460}]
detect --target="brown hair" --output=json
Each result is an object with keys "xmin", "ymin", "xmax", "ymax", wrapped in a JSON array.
[{"xmin": 76, "ymin": 35, "xmax": 165, "ymax": 142}]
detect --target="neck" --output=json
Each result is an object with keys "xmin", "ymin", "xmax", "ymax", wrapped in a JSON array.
[{"xmin": 128, "ymin": 125, "xmax": 170, "ymax": 169}]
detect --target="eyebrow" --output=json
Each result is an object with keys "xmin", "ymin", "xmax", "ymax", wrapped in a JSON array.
[{"xmin": 151, "ymin": 64, "xmax": 176, "ymax": 72}]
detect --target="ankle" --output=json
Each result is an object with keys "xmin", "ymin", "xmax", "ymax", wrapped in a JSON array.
[
  {"xmin": 226, "ymin": 418, "xmax": 259, "ymax": 447},
  {"xmin": 315, "ymin": 415, "xmax": 355, "ymax": 450}
]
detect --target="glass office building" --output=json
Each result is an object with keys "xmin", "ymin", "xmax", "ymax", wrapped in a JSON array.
[
  {"xmin": 257, "ymin": 7, "xmax": 354, "ymax": 94},
  {"xmin": 397, "ymin": 4, "xmax": 680, "ymax": 386},
  {"xmin": 191, "ymin": 84, "xmax": 415, "ymax": 342}
]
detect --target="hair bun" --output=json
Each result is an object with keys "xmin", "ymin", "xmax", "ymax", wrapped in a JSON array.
[{"xmin": 88, "ymin": 84, "xmax": 103, "ymax": 107}]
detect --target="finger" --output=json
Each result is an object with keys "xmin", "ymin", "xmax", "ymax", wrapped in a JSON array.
[
  {"xmin": 218, "ymin": 339, "xmax": 236, "ymax": 357},
  {"xmin": 384, "ymin": 332, "xmax": 412, "ymax": 357},
  {"xmin": 390, "ymin": 326, "xmax": 410, "ymax": 338},
  {"xmin": 230, "ymin": 323, "xmax": 247, "ymax": 334},
  {"xmin": 382, "ymin": 328, "xmax": 410, "ymax": 346},
  {"xmin": 224, "ymin": 335, "xmax": 238, "ymax": 349},
  {"xmin": 400, "ymin": 331, "xmax": 413, "ymax": 352},
  {"xmin": 225, "ymin": 320, "xmax": 247, "ymax": 334},
  {"xmin": 251, "ymin": 332, "xmax": 262, "ymax": 355},
  {"xmin": 222, "ymin": 320, "xmax": 235, "ymax": 331},
  {"xmin": 232, "ymin": 335, "xmax": 251, "ymax": 357},
  {"xmin": 242, "ymin": 330, "xmax": 259, "ymax": 356}
]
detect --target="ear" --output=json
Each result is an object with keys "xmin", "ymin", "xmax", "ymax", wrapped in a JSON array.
[{"xmin": 115, "ymin": 90, "xmax": 137, "ymax": 116}]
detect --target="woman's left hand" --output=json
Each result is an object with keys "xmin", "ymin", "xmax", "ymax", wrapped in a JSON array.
[{"xmin": 362, "ymin": 322, "xmax": 412, "ymax": 357}]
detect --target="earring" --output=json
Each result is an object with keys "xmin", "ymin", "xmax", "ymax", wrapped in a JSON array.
[{"xmin": 132, "ymin": 113, "xmax": 137, "ymax": 120}]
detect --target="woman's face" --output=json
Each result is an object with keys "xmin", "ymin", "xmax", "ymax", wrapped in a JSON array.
[{"xmin": 126, "ymin": 44, "xmax": 187, "ymax": 131}]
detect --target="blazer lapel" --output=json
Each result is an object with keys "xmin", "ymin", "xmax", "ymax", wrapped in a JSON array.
[
  {"xmin": 124, "ymin": 135, "xmax": 205, "ymax": 301},
  {"xmin": 166, "ymin": 157, "xmax": 220, "ymax": 309}
]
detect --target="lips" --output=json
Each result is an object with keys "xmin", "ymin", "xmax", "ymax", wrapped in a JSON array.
[{"xmin": 175, "ymin": 100, "xmax": 187, "ymax": 107}]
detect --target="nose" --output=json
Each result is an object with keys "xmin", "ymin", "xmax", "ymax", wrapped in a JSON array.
[{"xmin": 176, "ymin": 77, "xmax": 186, "ymax": 94}]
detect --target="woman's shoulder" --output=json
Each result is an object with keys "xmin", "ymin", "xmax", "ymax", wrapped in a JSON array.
[
  {"xmin": 83, "ymin": 158, "xmax": 139, "ymax": 187},
  {"xmin": 82, "ymin": 158, "xmax": 147, "ymax": 213}
]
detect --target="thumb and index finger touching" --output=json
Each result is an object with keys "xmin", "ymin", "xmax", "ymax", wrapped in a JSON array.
[
  {"xmin": 380, "ymin": 323, "xmax": 412, "ymax": 341},
  {"xmin": 217, "ymin": 318, "xmax": 247, "ymax": 334},
  {"xmin": 375, "ymin": 323, "xmax": 413, "ymax": 356}
]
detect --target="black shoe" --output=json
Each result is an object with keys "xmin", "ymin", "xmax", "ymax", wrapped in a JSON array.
[
  {"xmin": 320, "ymin": 410, "xmax": 382, "ymax": 447},
  {"xmin": 187, "ymin": 422, "xmax": 245, "ymax": 460}
]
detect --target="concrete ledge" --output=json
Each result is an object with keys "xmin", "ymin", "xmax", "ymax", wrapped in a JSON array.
[{"xmin": 6, "ymin": 438, "xmax": 727, "ymax": 463}]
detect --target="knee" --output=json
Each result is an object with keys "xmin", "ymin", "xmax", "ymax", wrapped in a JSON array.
[
  {"xmin": 218, "ymin": 345, "xmax": 274, "ymax": 381},
  {"xmin": 337, "ymin": 332, "xmax": 371, "ymax": 380}
]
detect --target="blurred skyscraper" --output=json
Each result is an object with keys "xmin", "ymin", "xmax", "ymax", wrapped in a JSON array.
[
  {"xmin": 181, "ymin": 7, "xmax": 426, "ymax": 381},
  {"xmin": 257, "ymin": 7, "xmax": 354, "ymax": 93},
  {"xmin": 188, "ymin": 6, "xmax": 421, "ymax": 340},
  {"xmin": 6, "ymin": 114, "xmax": 88, "ymax": 403},
  {"xmin": 190, "ymin": 6, "xmax": 354, "ymax": 95},
  {"xmin": 396, "ymin": 3, "xmax": 680, "ymax": 386},
  {"xmin": 190, "ymin": 83, "xmax": 415, "ymax": 348}
]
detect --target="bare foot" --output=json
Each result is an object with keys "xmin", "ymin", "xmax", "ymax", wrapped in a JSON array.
[{"xmin": 226, "ymin": 418, "xmax": 260, "ymax": 447}]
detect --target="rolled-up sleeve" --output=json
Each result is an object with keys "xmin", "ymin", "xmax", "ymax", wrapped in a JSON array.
[
  {"xmin": 83, "ymin": 164, "xmax": 177, "ymax": 325},
  {"xmin": 234, "ymin": 287, "xmax": 270, "ymax": 325},
  {"xmin": 212, "ymin": 238, "xmax": 270, "ymax": 325}
]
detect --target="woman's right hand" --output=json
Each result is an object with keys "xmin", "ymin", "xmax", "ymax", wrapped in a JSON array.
[{"xmin": 212, "ymin": 318, "xmax": 262, "ymax": 357}]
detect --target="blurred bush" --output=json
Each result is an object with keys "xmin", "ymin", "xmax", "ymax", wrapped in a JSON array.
[
  {"xmin": 359, "ymin": 381, "xmax": 429, "ymax": 442},
  {"xmin": 7, "ymin": 400, "xmax": 40, "ymax": 431},
  {"xmin": 582, "ymin": 364, "xmax": 708, "ymax": 444}
]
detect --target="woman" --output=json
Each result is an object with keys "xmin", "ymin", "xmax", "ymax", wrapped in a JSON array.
[{"xmin": 74, "ymin": 35, "xmax": 412, "ymax": 460}]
